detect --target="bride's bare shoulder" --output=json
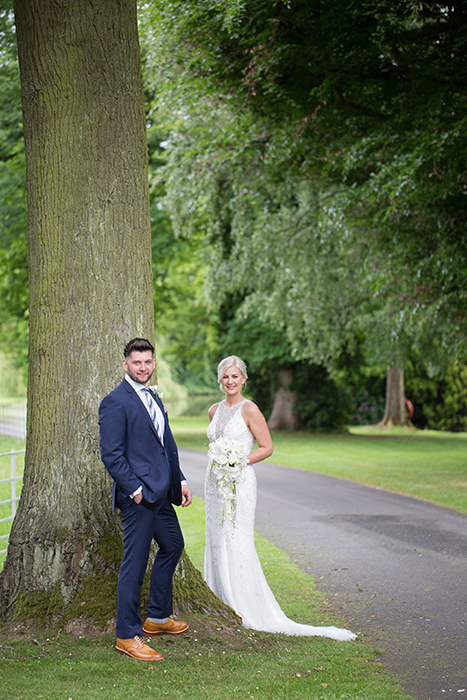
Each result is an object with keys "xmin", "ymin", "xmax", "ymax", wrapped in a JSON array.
[
  {"xmin": 208, "ymin": 402, "xmax": 220, "ymax": 421},
  {"xmin": 241, "ymin": 399, "xmax": 262, "ymax": 418}
]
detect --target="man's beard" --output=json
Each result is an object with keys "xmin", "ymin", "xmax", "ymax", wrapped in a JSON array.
[{"xmin": 127, "ymin": 367, "xmax": 155, "ymax": 385}]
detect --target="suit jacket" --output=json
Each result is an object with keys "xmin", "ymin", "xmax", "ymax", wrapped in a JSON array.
[{"xmin": 99, "ymin": 379, "xmax": 184, "ymax": 510}]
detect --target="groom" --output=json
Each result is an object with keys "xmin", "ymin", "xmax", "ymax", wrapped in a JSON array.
[{"xmin": 99, "ymin": 337, "xmax": 192, "ymax": 661}]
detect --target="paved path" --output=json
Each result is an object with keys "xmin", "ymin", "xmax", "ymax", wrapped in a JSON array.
[{"xmin": 179, "ymin": 448, "xmax": 467, "ymax": 700}]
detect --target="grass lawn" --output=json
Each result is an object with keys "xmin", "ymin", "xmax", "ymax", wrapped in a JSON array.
[
  {"xmin": 2, "ymin": 422, "xmax": 465, "ymax": 698},
  {"xmin": 0, "ymin": 495, "xmax": 411, "ymax": 700},
  {"xmin": 171, "ymin": 417, "xmax": 467, "ymax": 515},
  {"xmin": 1, "ymin": 625, "xmax": 409, "ymax": 700}
]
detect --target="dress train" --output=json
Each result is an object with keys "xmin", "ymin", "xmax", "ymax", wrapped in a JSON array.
[{"xmin": 204, "ymin": 400, "xmax": 356, "ymax": 642}]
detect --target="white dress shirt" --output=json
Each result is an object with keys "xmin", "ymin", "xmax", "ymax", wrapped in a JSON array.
[{"xmin": 124, "ymin": 374, "xmax": 166, "ymax": 440}]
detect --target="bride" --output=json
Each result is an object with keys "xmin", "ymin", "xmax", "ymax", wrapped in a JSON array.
[{"xmin": 204, "ymin": 355, "xmax": 356, "ymax": 642}]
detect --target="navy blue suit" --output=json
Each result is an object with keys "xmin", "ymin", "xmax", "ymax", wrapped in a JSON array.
[{"xmin": 99, "ymin": 378, "xmax": 185, "ymax": 639}]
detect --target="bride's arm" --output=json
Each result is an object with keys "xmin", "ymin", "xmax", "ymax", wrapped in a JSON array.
[
  {"xmin": 242, "ymin": 401, "xmax": 273, "ymax": 464},
  {"xmin": 208, "ymin": 402, "xmax": 220, "ymax": 422}
]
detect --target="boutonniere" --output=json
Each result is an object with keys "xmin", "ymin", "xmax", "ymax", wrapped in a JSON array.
[
  {"xmin": 149, "ymin": 385, "xmax": 167, "ymax": 413},
  {"xmin": 149, "ymin": 385, "xmax": 164, "ymax": 402}
]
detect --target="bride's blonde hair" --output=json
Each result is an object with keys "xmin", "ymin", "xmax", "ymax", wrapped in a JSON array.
[{"xmin": 217, "ymin": 355, "xmax": 248, "ymax": 385}]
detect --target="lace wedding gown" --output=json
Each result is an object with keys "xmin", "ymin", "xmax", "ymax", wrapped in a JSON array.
[{"xmin": 204, "ymin": 399, "xmax": 356, "ymax": 641}]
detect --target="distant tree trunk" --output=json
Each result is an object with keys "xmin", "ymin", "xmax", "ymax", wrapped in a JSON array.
[
  {"xmin": 378, "ymin": 366, "xmax": 411, "ymax": 427},
  {"xmin": 0, "ymin": 0, "xmax": 224, "ymax": 630},
  {"xmin": 268, "ymin": 368, "xmax": 301, "ymax": 431}
]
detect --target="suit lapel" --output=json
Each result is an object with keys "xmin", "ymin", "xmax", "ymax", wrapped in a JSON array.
[
  {"xmin": 148, "ymin": 388, "xmax": 167, "ymax": 439},
  {"xmin": 122, "ymin": 380, "xmax": 161, "ymax": 442}
]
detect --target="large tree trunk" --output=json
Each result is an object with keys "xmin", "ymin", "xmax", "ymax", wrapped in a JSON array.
[
  {"xmin": 267, "ymin": 368, "xmax": 301, "ymax": 431},
  {"xmin": 0, "ymin": 0, "xmax": 222, "ymax": 629},
  {"xmin": 378, "ymin": 366, "xmax": 411, "ymax": 427}
]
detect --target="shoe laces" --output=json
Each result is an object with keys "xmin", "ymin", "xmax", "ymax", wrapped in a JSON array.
[{"xmin": 134, "ymin": 635, "xmax": 145, "ymax": 647}]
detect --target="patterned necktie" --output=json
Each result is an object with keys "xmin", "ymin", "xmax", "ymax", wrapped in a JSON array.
[{"xmin": 142, "ymin": 388, "xmax": 163, "ymax": 442}]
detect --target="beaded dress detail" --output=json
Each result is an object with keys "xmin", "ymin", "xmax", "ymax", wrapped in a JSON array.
[{"xmin": 204, "ymin": 399, "xmax": 356, "ymax": 640}]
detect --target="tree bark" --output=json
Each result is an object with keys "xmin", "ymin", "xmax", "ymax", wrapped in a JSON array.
[
  {"xmin": 378, "ymin": 366, "xmax": 411, "ymax": 427},
  {"xmin": 267, "ymin": 368, "xmax": 301, "ymax": 431},
  {"xmin": 0, "ymin": 0, "xmax": 224, "ymax": 628}
]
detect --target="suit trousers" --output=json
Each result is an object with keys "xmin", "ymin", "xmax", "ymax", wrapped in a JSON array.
[{"xmin": 115, "ymin": 491, "xmax": 184, "ymax": 639}]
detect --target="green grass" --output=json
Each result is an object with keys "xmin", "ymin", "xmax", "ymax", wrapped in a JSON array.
[
  {"xmin": 2, "ymin": 422, "xmax": 465, "ymax": 698},
  {"xmin": 0, "ymin": 435, "xmax": 25, "ymax": 450},
  {"xmin": 171, "ymin": 417, "xmax": 467, "ymax": 515},
  {"xmin": 0, "ymin": 495, "xmax": 410, "ymax": 700},
  {"xmin": 0, "ymin": 627, "xmax": 410, "ymax": 700},
  {"xmin": 0, "ymin": 397, "xmax": 26, "ymax": 406}
]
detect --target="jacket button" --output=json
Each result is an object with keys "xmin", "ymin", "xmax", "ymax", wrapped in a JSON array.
[{"xmin": 161, "ymin": 452, "xmax": 165, "ymax": 456}]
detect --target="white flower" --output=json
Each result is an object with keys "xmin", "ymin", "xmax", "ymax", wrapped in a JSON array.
[
  {"xmin": 208, "ymin": 437, "xmax": 249, "ymax": 526},
  {"xmin": 149, "ymin": 384, "xmax": 164, "ymax": 400},
  {"xmin": 153, "ymin": 385, "xmax": 164, "ymax": 400},
  {"xmin": 149, "ymin": 385, "xmax": 166, "ymax": 411},
  {"xmin": 208, "ymin": 437, "xmax": 231, "ymax": 465}
]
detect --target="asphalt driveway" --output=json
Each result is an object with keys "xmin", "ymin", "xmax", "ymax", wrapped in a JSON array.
[{"xmin": 180, "ymin": 448, "xmax": 467, "ymax": 700}]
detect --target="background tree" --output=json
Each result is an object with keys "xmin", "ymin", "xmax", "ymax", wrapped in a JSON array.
[
  {"xmin": 0, "ymin": 0, "xmax": 222, "ymax": 627},
  {"xmin": 0, "ymin": 6, "xmax": 28, "ymax": 379},
  {"xmin": 0, "ymin": 1, "xmax": 465, "ymax": 446},
  {"xmin": 141, "ymin": 0, "xmax": 467, "ymax": 428}
]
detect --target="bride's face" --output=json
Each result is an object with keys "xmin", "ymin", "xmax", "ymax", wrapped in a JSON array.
[{"xmin": 221, "ymin": 365, "xmax": 246, "ymax": 398}]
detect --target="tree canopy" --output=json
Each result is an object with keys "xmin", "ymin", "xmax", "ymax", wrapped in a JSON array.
[
  {"xmin": 142, "ymin": 0, "xmax": 467, "ymax": 376},
  {"xmin": 0, "ymin": 5, "xmax": 28, "ymax": 374},
  {"xmin": 0, "ymin": 1, "xmax": 466, "ymax": 428}
]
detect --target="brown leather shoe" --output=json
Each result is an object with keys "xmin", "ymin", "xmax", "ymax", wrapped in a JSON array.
[
  {"xmin": 142, "ymin": 617, "xmax": 189, "ymax": 636},
  {"xmin": 116, "ymin": 635, "xmax": 163, "ymax": 661}
]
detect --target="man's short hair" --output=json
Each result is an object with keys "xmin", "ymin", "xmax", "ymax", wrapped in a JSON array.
[{"xmin": 123, "ymin": 338, "xmax": 155, "ymax": 358}]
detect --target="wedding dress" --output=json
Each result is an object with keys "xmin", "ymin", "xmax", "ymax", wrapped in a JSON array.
[{"xmin": 204, "ymin": 399, "xmax": 356, "ymax": 641}]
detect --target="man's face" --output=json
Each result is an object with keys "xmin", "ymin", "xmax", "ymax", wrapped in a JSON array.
[{"xmin": 123, "ymin": 350, "xmax": 156, "ymax": 385}]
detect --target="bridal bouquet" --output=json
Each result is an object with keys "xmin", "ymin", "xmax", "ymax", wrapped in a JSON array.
[{"xmin": 208, "ymin": 437, "xmax": 249, "ymax": 526}]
